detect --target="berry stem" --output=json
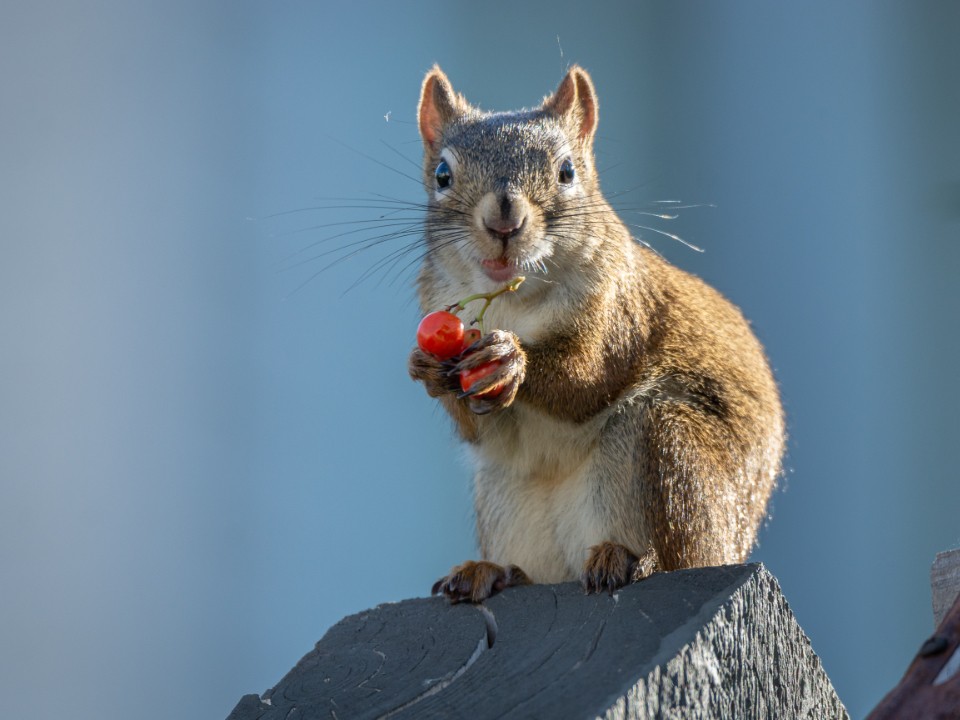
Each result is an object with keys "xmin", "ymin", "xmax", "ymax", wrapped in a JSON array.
[{"xmin": 446, "ymin": 276, "xmax": 525, "ymax": 334}]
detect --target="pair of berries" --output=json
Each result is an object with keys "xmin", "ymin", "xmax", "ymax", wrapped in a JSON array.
[
  {"xmin": 415, "ymin": 277, "xmax": 525, "ymax": 398},
  {"xmin": 416, "ymin": 311, "xmax": 500, "ymax": 396}
]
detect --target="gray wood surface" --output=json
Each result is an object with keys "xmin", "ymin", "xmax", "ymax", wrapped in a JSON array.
[
  {"xmin": 932, "ymin": 548, "xmax": 960, "ymax": 627},
  {"xmin": 227, "ymin": 564, "xmax": 846, "ymax": 720}
]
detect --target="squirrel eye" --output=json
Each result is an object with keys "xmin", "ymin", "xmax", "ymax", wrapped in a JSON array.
[
  {"xmin": 435, "ymin": 159, "xmax": 452, "ymax": 190},
  {"xmin": 558, "ymin": 158, "xmax": 575, "ymax": 185}
]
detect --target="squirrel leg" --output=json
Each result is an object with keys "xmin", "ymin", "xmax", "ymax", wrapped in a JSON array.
[
  {"xmin": 641, "ymin": 402, "xmax": 746, "ymax": 570},
  {"xmin": 431, "ymin": 560, "xmax": 531, "ymax": 604},
  {"xmin": 408, "ymin": 347, "xmax": 481, "ymax": 442}
]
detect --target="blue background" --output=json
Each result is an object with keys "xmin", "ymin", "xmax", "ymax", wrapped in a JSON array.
[{"xmin": 2, "ymin": 2, "xmax": 958, "ymax": 718}]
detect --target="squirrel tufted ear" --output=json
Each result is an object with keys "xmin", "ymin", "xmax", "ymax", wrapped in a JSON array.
[
  {"xmin": 543, "ymin": 65, "xmax": 599, "ymax": 146},
  {"xmin": 418, "ymin": 66, "xmax": 469, "ymax": 150}
]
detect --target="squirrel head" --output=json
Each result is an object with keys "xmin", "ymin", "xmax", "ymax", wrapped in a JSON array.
[{"xmin": 416, "ymin": 65, "xmax": 609, "ymax": 294}]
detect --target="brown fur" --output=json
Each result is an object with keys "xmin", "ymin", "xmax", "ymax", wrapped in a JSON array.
[{"xmin": 409, "ymin": 65, "xmax": 785, "ymax": 603}]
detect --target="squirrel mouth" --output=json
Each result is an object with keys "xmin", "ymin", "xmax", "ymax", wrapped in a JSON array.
[{"xmin": 480, "ymin": 256, "xmax": 517, "ymax": 282}]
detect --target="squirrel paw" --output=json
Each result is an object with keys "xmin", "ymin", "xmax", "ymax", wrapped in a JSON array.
[
  {"xmin": 431, "ymin": 560, "xmax": 530, "ymax": 604},
  {"xmin": 408, "ymin": 347, "xmax": 460, "ymax": 397},
  {"xmin": 455, "ymin": 329, "xmax": 526, "ymax": 415},
  {"xmin": 581, "ymin": 542, "xmax": 652, "ymax": 594}
]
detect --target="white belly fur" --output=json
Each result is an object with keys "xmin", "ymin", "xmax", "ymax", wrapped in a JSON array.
[{"xmin": 470, "ymin": 402, "xmax": 639, "ymax": 583}]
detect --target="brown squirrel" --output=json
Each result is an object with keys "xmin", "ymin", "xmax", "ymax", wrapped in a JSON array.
[{"xmin": 408, "ymin": 65, "xmax": 785, "ymax": 603}]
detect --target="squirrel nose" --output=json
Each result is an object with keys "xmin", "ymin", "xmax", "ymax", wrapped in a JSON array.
[
  {"xmin": 484, "ymin": 217, "xmax": 525, "ymax": 245},
  {"xmin": 479, "ymin": 190, "xmax": 528, "ymax": 247}
]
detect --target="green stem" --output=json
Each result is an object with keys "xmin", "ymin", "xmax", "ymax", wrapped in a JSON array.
[{"xmin": 446, "ymin": 276, "xmax": 525, "ymax": 335}]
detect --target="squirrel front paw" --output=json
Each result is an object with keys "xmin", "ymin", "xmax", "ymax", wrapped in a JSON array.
[
  {"xmin": 455, "ymin": 329, "xmax": 526, "ymax": 415},
  {"xmin": 432, "ymin": 560, "xmax": 531, "ymax": 604},
  {"xmin": 408, "ymin": 347, "xmax": 460, "ymax": 398}
]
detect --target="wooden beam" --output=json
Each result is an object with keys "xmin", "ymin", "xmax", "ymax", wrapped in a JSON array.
[
  {"xmin": 227, "ymin": 564, "xmax": 846, "ymax": 719},
  {"xmin": 932, "ymin": 549, "xmax": 960, "ymax": 627},
  {"xmin": 866, "ymin": 592, "xmax": 960, "ymax": 719},
  {"xmin": 866, "ymin": 549, "xmax": 960, "ymax": 718}
]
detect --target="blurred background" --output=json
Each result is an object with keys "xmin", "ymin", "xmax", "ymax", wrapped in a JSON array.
[{"xmin": 2, "ymin": 1, "xmax": 958, "ymax": 718}]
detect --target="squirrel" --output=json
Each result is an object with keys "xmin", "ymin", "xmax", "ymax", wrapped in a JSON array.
[{"xmin": 408, "ymin": 65, "xmax": 785, "ymax": 604}]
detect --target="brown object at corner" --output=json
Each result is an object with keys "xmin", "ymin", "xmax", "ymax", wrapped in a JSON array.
[{"xmin": 866, "ymin": 591, "xmax": 960, "ymax": 719}]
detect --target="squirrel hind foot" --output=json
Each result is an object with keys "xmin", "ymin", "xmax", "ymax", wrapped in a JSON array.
[
  {"xmin": 432, "ymin": 560, "xmax": 530, "ymax": 604},
  {"xmin": 581, "ymin": 542, "xmax": 658, "ymax": 594}
]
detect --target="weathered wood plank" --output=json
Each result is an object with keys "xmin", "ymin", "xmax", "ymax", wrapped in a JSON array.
[
  {"xmin": 932, "ymin": 548, "xmax": 960, "ymax": 627},
  {"xmin": 866, "ymin": 591, "xmax": 960, "ymax": 719},
  {"xmin": 227, "ymin": 564, "xmax": 846, "ymax": 720}
]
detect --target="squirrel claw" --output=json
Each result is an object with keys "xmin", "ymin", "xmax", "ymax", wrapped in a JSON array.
[
  {"xmin": 466, "ymin": 394, "xmax": 507, "ymax": 415},
  {"xmin": 580, "ymin": 541, "xmax": 641, "ymax": 595},
  {"xmin": 454, "ymin": 329, "xmax": 521, "ymax": 370}
]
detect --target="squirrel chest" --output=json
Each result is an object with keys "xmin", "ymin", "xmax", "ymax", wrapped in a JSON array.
[{"xmin": 469, "ymin": 401, "xmax": 645, "ymax": 584}]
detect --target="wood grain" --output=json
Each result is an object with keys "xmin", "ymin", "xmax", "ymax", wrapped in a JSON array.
[{"xmin": 227, "ymin": 564, "xmax": 846, "ymax": 720}]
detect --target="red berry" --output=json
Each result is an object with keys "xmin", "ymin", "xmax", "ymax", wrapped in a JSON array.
[
  {"xmin": 417, "ymin": 311, "xmax": 465, "ymax": 360},
  {"xmin": 462, "ymin": 328, "xmax": 481, "ymax": 350},
  {"xmin": 460, "ymin": 359, "xmax": 503, "ymax": 397}
]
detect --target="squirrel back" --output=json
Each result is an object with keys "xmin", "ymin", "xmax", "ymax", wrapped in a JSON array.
[{"xmin": 409, "ymin": 65, "xmax": 784, "ymax": 601}]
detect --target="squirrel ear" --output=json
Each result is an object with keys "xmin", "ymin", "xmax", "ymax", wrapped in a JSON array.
[
  {"xmin": 543, "ymin": 65, "xmax": 599, "ymax": 145},
  {"xmin": 418, "ymin": 66, "xmax": 468, "ymax": 150}
]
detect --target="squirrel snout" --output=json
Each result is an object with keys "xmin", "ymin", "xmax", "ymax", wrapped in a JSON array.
[
  {"xmin": 484, "ymin": 217, "xmax": 525, "ymax": 245},
  {"xmin": 479, "ymin": 191, "xmax": 529, "ymax": 247}
]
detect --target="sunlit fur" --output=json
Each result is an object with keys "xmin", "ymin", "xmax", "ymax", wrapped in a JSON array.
[{"xmin": 410, "ymin": 65, "xmax": 785, "ymax": 597}]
